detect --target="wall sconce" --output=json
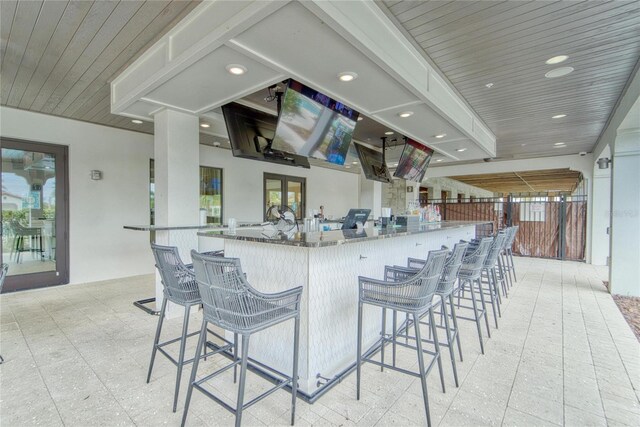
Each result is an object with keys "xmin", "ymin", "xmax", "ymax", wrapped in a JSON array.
[
  {"xmin": 597, "ymin": 158, "xmax": 612, "ymax": 169},
  {"xmin": 90, "ymin": 170, "xmax": 103, "ymax": 180}
]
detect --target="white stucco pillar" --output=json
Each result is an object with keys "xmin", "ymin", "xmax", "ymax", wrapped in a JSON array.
[
  {"xmin": 590, "ymin": 148, "xmax": 611, "ymax": 266},
  {"xmin": 153, "ymin": 109, "xmax": 200, "ymax": 316},
  {"xmin": 359, "ymin": 174, "xmax": 382, "ymax": 219},
  {"xmin": 609, "ymin": 128, "xmax": 640, "ymax": 296}
]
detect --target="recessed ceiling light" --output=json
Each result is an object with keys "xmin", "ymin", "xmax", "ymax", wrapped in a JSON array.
[
  {"xmin": 352, "ymin": 161, "xmax": 358, "ymax": 165},
  {"xmin": 337, "ymin": 72, "xmax": 358, "ymax": 82},
  {"xmin": 131, "ymin": 119, "xmax": 143, "ymax": 124},
  {"xmin": 456, "ymin": 148, "xmax": 467, "ymax": 152},
  {"xmin": 521, "ymin": 143, "xmax": 527, "ymax": 146},
  {"xmin": 345, "ymin": 165, "xmax": 351, "ymax": 169},
  {"xmin": 554, "ymin": 142, "xmax": 565, "ymax": 146},
  {"xmin": 485, "ymin": 83, "xmax": 494, "ymax": 88},
  {"xmin": 385, "ymin": 131, "xmax": 394, "ymax": 135},
  {"xmin": 213, "ymin": 141, "xmax": 221, "ymax": 147},
  {"xmin": 393, "ymin": 163, "xmax": 398, "ymax": 167},
  {"xmin": 435, "ymin": 133, "xmax": 446, "ymax": 139},
  {"xmin": 546, "ymin": 55, "xmax": 568, "ymax": 65},
  {"xmin": 398, "ymin": 111, "xmax": 414, "ymax": 118},
  {"xmin": 435, "ymin": 159, "xmax": 443, "ymax": 162},
  {"xmin": 545, "ymin": 67, "xmax": 574, "ymax": 78},
  {"xmin": 554, "ymin": 145, "xmax": 566, "ymax": 148},
  {"xmin": 552, "ymin": 114, "xmax": 567, "ymax": 119},
  {"xmin": 357, "ymin": 116, "xmax": 363, "ymax": 121},
  {"xmin": 225, "ymin": 64, "xmax": 247, "ymax": 75},
  {"xmin": 200, "ymin": 123, "xmax": 210, "ymax": 128}
]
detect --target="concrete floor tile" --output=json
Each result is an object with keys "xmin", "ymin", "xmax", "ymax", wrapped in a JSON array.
[
  {"xmin": 508, "ymin": 390, "xmax": 564, "ymax": 425},
  {"xmin": 502, "ymin": 407, "xmax": 560, "ymax": 426},
  {"xmin": 1, "ymin": 258, "xmax": 639, "ymax": 427},
  {"xmin": 564, "ymin": 405, "xmax": 607, "ymax": 427}
]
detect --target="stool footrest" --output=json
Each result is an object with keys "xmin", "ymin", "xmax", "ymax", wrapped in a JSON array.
[{"xmin": 193, "ymin": 368, "xmax": 292, "ymax": 414}]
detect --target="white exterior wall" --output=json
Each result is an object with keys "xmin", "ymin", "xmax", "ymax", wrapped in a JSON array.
[
  {"xmin": 0, "ymin": 106, "xmax": 155, "ymax": 284},
  {"xmin": 1, "ymin": 107, "xmax": 361, "ymax": 285},
  {"xmin": 199, "ymin": 147, "xmax": 359, "ymax": 223}
]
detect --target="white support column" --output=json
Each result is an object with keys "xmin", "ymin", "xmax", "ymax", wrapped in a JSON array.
[
  {"xmin": 153, "ymin": 109, "xmax": 200, "ymax": 316},
  {"xmin": 609, "ymin": 128, "xmax": 640, "ymax": 296},
  {"xmin": 359, "ymin": 174, "xmax": 382, "ymax": 219},
  {"xmin": 590, "ymin": 148, "xmax": 611, "ymax": 266}
]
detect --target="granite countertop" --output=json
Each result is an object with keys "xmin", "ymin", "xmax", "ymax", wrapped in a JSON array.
[
  {"xmin": 197, "ymin": 221, "xmax": 487, "ymax": 248},
  {"xmin": 123, "ymin": 223, "xmax": 265, "ymax": 231}
]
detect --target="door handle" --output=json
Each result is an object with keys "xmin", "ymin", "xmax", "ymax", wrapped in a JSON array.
[
  {"xmin": 359, "ymin": 255, "xmax": 367, "ymax": 260},
  {"xmin": 416, "ymin": 243, "xmax": 422, "ymax": 246}
]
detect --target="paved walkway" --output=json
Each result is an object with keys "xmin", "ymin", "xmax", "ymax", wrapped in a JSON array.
[{"xmin": 1, "ymin": 257, "xmax": 638, "ymax": 426}]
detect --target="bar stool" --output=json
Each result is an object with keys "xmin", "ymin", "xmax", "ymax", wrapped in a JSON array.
[
  {"xmin": 357, "ymin": 249, "xmax": 448, "ymax": 426},
  {"xmin": 0, "ymin": 263, "xmax": 7, "ymax": 364},
  {"xmin": 502, "ymin": 225, "xmax": 519, "ymax": 287},
  {"xmin": 182, "ymin": 252, "xmax": 302, "ymax": 427},
  {"xmin": 479, "ymin": 232, "xmax": 508, "ymax": 328},
  {"xmin": 388, "ymin": 242, "xmax": 469, "ymax": 387},
  {"xmin": 455, "ymin": 237, "xmax": 493, "ymax": 355},
  {"xmin": 147, "ymin": 243, "xmax": 231, "ymax": 412}
]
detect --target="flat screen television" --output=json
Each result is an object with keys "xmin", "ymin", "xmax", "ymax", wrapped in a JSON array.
[
  {"xmin": 341, "ymin": 208, "xmax": 371, "ymax": 230},
  {"xmin": 354, "ymin": 142, "xmax": 391, "ymax": 183},
  {"xmin": 393, "ymin": 139, "xmax": 434, "ymax": 183},
  {"xmin": 221, "ymin": 102, "xmax": 310, "ymax": 169},
  {"xmin": 271, "ymin": 80, "xmax": 359, "ymax": 166}
]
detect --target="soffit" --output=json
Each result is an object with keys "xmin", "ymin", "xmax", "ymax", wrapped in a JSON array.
[
  {"xmin": 110, "ymin": 0, "xmax": 496, "ymax": 164},
  {"xmin": 449, "ymin": 168, "xmax": 583, "ymax": 194},
  {"xmin": 382, "ymin": 0, "xmax": 640, "ymax": 161}
]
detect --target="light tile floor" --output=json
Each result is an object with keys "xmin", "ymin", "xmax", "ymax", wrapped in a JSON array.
[{"xmin": 1, "ymin": 258, "xmax": 639, "ymax": 426}]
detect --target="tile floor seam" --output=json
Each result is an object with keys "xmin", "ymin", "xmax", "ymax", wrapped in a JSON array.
[
  {"xmin": 588, "ymin": 274, "xmax": 640, "ymax": 406},
  {"xmin": 41, "ymin": 304, "xmax": 138, "ymax": 426},
  {"xmin": 11, "ymin": 319, "xmax": 66, "ymax": 426},
  {"xmin": 575, "ymin": 268, "xmax": 611, "ymax": 420},
  {"xmin": 503, "ymin": 266, "xmax": 546, "ymax": 425}
]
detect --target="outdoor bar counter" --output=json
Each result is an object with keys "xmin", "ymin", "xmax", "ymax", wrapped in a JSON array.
[{"xmin": 198, "ymin": 220, "xmax": 486, "ymax": 400}]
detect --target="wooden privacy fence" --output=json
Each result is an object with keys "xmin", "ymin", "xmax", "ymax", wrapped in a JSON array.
[{"xmin": 431, "ymin": 196, "xmax": 587, "ymax": 261}]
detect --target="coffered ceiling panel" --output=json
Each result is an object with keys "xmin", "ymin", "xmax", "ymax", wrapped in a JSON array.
[{"xmin": 382, "ymin": 0, "xmax": 640, "ymax": 160}]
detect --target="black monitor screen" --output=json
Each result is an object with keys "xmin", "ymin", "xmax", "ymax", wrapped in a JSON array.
[
  {"xmin": 341, "ymin": 208, "xmax": 371, "ymax": 230},
  {"xmin": 271, "ymin": 80, "xmax": 359, "ymax": 166},
  {"xmin": 354, "ymin": 142, "xmax": 391, "ymax": 183},
  {"xmin": 221, "ymin": 102, "xmax": 310, "ymax": 168},
  {"xmin": 393, "ymin": 139, "xmax": 433, "ymax": 182}
]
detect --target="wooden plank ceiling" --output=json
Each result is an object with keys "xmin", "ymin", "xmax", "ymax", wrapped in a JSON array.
[
  {"xmin": 449, "ymin": 168, "xmax": 583, "ymax": 194},
  {"xmin": 0, "ymin": 0, "xmax": 201, "ymax": 134},
  {"xmin": 383, "ymin": 0, "xmax": 640, "ymax": 160}
]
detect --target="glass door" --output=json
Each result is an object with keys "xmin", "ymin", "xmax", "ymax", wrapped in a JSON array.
[
  {"xmin": 1, "ymin": 139, "xmax": 69, "ymax": 292},
  {"xmin": 264, "ymin": 173, "xmax": 306, "ymax": 220}
]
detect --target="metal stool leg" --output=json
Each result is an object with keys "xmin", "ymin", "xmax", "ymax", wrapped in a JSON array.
[
  {"xmin": 380, "ymin": 308, "xmax": 386, "ymax": 372},
  {"xmin": 508, "ymin": 249, "xmax": 517, "ymax": 283},
  {"xmin": 356, "ymin": 302, "xmax": 363, "ymax": 400},
  {"xmin": 235, "ymin": 335, "xmax": 250, "ymax": 427},
  {"xmin": 429, "ymin": 308, "xmax": 446, "ymax": 393},
  {"xmin": 413, "ymin": 312, "xmax": 432, "ymax": 427},
  {"xmin": 468, "ymin": 280, "xmax": 485, "ymax": 354},
  {"xmin": 440, "ymin": 298, "xmax": 459, "ymax": 387},
  {"xmin": 181, "ymin": 321, "xmax": 207, "ymax": 427},
  {"xmin": 449, "ymin": 293, "xmax": 463, "ymax": 362},
  {"xmin": 173, "ymin": 305, "xmax": 191, "ymax": 412},
  {"xmin": 291, "ymin": 316, "xmax": 300, "ymax": 426},
  {"xmin": 392, "ymin": 310, "xmax": 397, "ymax": 367},
  {"xmin": 147, "ymin": 298, "xmax": 168, "ymax": 383},
  {"xmin": 233, "ymin": 332, "xmax": 239, "ymax": 383},
  {"xmin": 485, "ymin": 269, "xmax": 499, "ymax": 329},
  {"xmin": 476, "ymin": 278, "xmax": 491, "ymax": 338}
]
